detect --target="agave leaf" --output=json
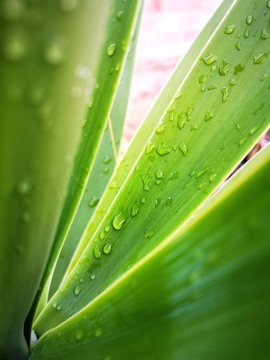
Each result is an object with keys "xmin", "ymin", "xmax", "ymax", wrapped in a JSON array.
[
  {"xmin": 30, "ymin": 144, "xmax": 270, "ymax": 360},
  {"xmin": 0, "ymin": 1, "xmax": 109, "ymax": 358},
  {"xmin": 67, "ymin": 0, "xmax": 236, "ymax": 273},
  {"xmin": 34, "ymin": 0, "xmax": 270, "ymax": 334},
  {"xmin": 29, "ymin": 0, "xmax": 142, "ymax": 320}
]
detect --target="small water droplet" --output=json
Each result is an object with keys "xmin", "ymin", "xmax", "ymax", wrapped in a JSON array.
[
  {"xmin": 155, "ymin": 121, "xmax": 166, "ymax": 134},
  {"xmin": 199, "ymin": 74, "xmax": 207, "ymax": 84},
  {"xmin": 235, "ymin": 40, "xmax": 241, "ymax": 51},
  {"xmin": 155, "ymin": 169, "xmax": 164, "ymax": 179},
  {"xmin": 239, "ymin": 137, "xmax": 248, "ymax": 146},
  {"xmin": 224, "ymin": 24, "xmax": 235, "ymax": 34},
  {"xmin": 253, "ymin": 53, "xmax": 268, "ymax": 64},
  {"xmin": 261, "ymin": 73, "xmax": 268, "ymax": 81},
  {"xmin": 179, "ymin": 142, "xmax": 188, "ymax": 156},
  {"xmin": 17, "ymin": 178, "xmax": 32, "ymax": 194},
  {"xmin": 116, "ymin": 10, "xmax": 123, "ymax": 20},
  {"xmin": 234, "ymin": 64, "xmax": 244, "ymax": 75},
  {"xmin": 142, "ymin": 175, "xmax": 150, "ymax": 191},
  {"xmin": 56, "ymin": 304, "xmax": 62, "ymax": 311},
  {"xmin": 130, "ymin": 203, "xmax": 139, "ymax": 217},
  {"xmin": 198, "ymin": 183, "xmax": 206, "ymax": 189},
  {"xmin": 166, "ymin": 197, "xmax": 172, "ymax": 206},
  {"xmin": 112, "ymin": 212, "xmax": 126, "ymax": 230},
  {"xmin": 166, "ymin": 102, "xmax": 175, "ymax": 112},
  {"xmin": 246, "ymin": 15, "xmax": 253, "ymax": 25},
  {"xmin": 191, "ymin": 124, "xmax": 198, "ymax": 130},
  {"xmin": 144, "ymin": 229, "xmax": 155, "ymax": 239},
  {"xmin": 221, "ymin": 87, "xmax": 229, "ymax": 102},
  {"xmin": 90, "ymin": 273, "xmax": 96, "ymax": 280},
  {"xmin": 145, "ymin": 141, "xmax": 155, "ymax": 154},
  {"xmin": 107, "ymin": 43, "xmax": 116, "ymax": 56},
  {"xmin": 190, "ymin": 171, "xmax": 195, "ymax": 177},
  {"xmin": 155, "ymin": 197, "xmax": 161, "ymax": 207},
  {"xmin": 76, "ymin": 329, "xmax": 84, "ymax": 341},
  {"xmin": 141, "ymin": 197, "xmax": 146, "ymax": 204},
  {"xmin": 103, "ymin": 242, "xmax": 112, "ymax": 255},
  {"xmin": 177, "ymin": 112, "xmax": 186, "ymax": 130},
  {"xmin": 261, "ymin": 29, "xmax": 269, "ymax": 40},
  {"xmin": 105, "ymin": 225, "xmax": 110, "ymax": 233},
  {"xmin": 204, "ymin": 110, "xmax": 213, "ymax": 121},
  {"xmin": 250, "ymin": 124, "xmax": 261, "ymax": 135},
  {"xmin": 219, "ymin": 60, "xmax": 229, "ymax": 76},
  {"xmin": 93, "ymin": 245, "xmax": 101, "ymax": 259},
  {"xmin": 229, "ymin": 78, "xmax": 236, "ymax": 86},
  {"xmin": 196, "ymin": 167, "xmax": 209, "ymax": 178},
  {"xmin": 156, "ymin": 143, "xmax": 171, "ymax": 156},
  {"xmin": 202, "ymin": 53, "xmax": 217, "ymax": 66},
  {"xmin": 43, "ymin": 36, "xmax": 67, "ymax": 66},
  {"xmin": 209, "ymin": 173, "xmax": 217, "ymax": 183},
  {"xmin": 99, "ymin": 231, "xmax": 105, "ymax": 240},
  {"xmin": 74, "ymin": 285, "xmax": 80, "ymax": 296},
  {"xmin": 207, "ymin": 84, "xmax": 217, "ymax": 90},
  {"xmin": 89, "ymin": 197, "xmax": 99, "ymax": 207}
]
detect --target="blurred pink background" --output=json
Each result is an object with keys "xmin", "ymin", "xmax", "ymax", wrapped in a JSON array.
[{"xmin": 122, "ymin": 0, "xmax": 223, "ymax": 149}]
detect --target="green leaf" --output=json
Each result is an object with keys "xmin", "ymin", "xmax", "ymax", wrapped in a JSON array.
[
  {"xmin": 30, "ymin": 144, "xmax": 270, "ymax": 360},
  {"xmin": 66, "ymin": 0, "xmax": 236, "ymax": 273},
  {"xmin": 49, "ymin": 4, "xmax": 143, "ymax": 297},
  {"xmin": 34, "ymin": 0, "xmax": 270, "ymax": 334},
  {"xmin": 0, "ymin": 1, "xmax": 109, "ymax": 358},
  {"xmin": 29, "ymin": 0, "xmax": 142, "ymax": 321}
]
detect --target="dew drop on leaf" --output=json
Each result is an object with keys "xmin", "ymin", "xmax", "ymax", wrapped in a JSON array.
[
  {"xmin": 224, "ymin": 24, "xmax": 235, "ymax": 34},
  {"xmin": 246, "ymin": 15, "xmax": 253, "ymax": 25},
  {"xmin": 107, "ymin": 43, "xmax": 116, "ymax": 57},
  {"xmin": 89, "ymin": 197, "xmax": 99, "ymax": 207},
  {"xmin": 261, "ymin": 29, "xmax": 269, "ymax": 40},
  {"xmin": 130, "ymin": 204, "xmax": 139, "ymax": 217},
  {"xmin": 156, "ymin": 143, "xmax": 171, "ymax": 156},
  {"xmin": 202, "ymin": 53, "xmax": 217, "ymax": 66},
  {"xmin": 253, "ymin": 53, "xmax": 268, "ymax": 64},
  {"xmin": 219, "ymin": 60, "xmax": 229, "ymax": 76},
  {"xmin": 204, "ymin": 110, "xmax": 213, "ymax": 121},
  {"xmin": 112, "ymin": 212, "xmax": 126, "ymax": 230},
  {"xmin": 155, "ymin": 169, "xmax": 164, "ymax": 179},
  {"xmin": 179, "ymin": 142, "xmax": 188, "ymax": 156},
  {"xmin": 103, "ymin": 243, "xmax": 112, "ymax": 255},
  {"xmin": 74, "ymin": 285, "xmax": 80, "ymax": 296}
]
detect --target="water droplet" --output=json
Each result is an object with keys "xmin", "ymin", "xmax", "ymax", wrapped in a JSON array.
[
  {"xmin": 191, "ymin": 124, "xmax": 198, "ymax": 130},
  {"xmin": 239, "ymin": 137, "xmax": 248, "ymax": 146},
  {"xmin": 144, "ymin": 229, "xmax": 155, "ymax": 239},
  {"xmin": 219, "ymin": 60, "xmax": 229, "ymax": 76},
  {"xmin": 175, "ymin": 89, "xmax": 182, "ymax": 99},
  {"xmin": 89, "ymin": 197, "xmax": 99, "ymax": 207},
  {"xmin": 209, "ymin": 173, "xmax": 217, "ymax": 183},
  {"xmin": 261, "ymin": 29, "xmax": 269, "ymax": 40},
  {"xmin": 205, "ymin": 110, "xmax": 213, "ymax": 121},
  {"xmin": 79, "ymin": 254, "xmax": 88, "ymax": 264},
  {"xmin": 229, "ymin": 78, "xmax": 236, "ymax": 86},
  {"xmin": 155, "ymin": 198, "xmax": 161, "ymax": 207},
  {"xmin": 105, "ymin": 226, "xmax": 110, "ymax": 233},
  {"xmin": 246, "ymin": 15, "xmax": 253, "ymax": 25},
  {"xmin": 103, "ymin": 242, "xmax": 112, "ymax": 255},
  {"xmin": 76, "ymin": 329, "xmax": 84, "ymax": 341},
  {"xmin": 250, "ymin": 124, "xmax": 261, "ymax": 135},
  {"xmin": 198, "ymin": 183, "xmax": 206, "ymax": 189},
  {"xmin": 155, "ymin": 121, "xmax": 166, "ymax": 134},
  {"xmin": 99, "ymin": 231, "xmax": 105, "ymax": 240},
  {"xmin": 142, "ymin": 175, "xmax": 150, "ymax": 191},
  {"xmin": 90, "ymin": 273, "xmax": 96, "ymax": 280},
  {"xmin": 117, "ymin": 10, "xmax": 123, "ymax": 20},
  {"xmin": 17, "ymin": 178, "xmax": 32, "ymax": 194},
  {"xmin": 145, "ymin": 141, "xmax": 155, "ymax": 154},
  {"xmin": 179, "ymin": 142, "xmax": 188, "ymax": 156},
  {"xmin": 235, "ymin": 41, "xmax": 241, "ymax": 51},
  {"xmin": 261, "ymin": 73, "xmax": 268, "ymax": 81},
  {"xmin": 74, "ymin": 285, "xmax": 80, "ymax": 296},
  {"xmin": 56, "ymin": 304, "xmax": 62, "ymax": 311},
  {"xmin": 52, "ymin": 301, "xmax": 58, "ymax": 309},
  {"xmin": 207, "ymin": 84, "xmax": 217, "ymax": 90},
  {"xmin": 199, "ymin": 74, "xmax": 207, "ymax": 84},
  {"xmin": 107, "ymin": 43, "xmax": 116, "ymax": 56},
  {"xmin": 202, "ymin": 53, "xmax": 217, "ymax": 66},
  {"xmin": 224, "ymin": 24, "xmax": 235, "ymax": 34},
  {"xmin": 243, "ymin": 28, "xmax": 249, "ymax": 39},
  {"xmin": 93, "ymin": 244, "xmax": 102, "ymax": 259},
  {"xmin": 196, "ymin": 167, "xmax": 209, "ymax": 178},
  {"xmin": 43, "ymin": 36, "xmax": 67, "ymax": 66},
  {"xmin": 166, "ymin": 197, "xmax": 172, "ymax": 206},
  {"xmin": 253, "ymin": 53, "xmax": 268, "ymax": 64},
  {"xmin": 112, "ymin": 211, "xmax": 126, "ymax": 230},
  {"xmin": 59, "ymin": 0, "xmax": 78, "ymax": 12},
  {"xmin": 221, "ymin": 87, "xmax": 229, "ymax": 102},
  {"xmin": 156, "ymin": 143, "xmax": 171, "ymax": 156},
  {"xmin": 3, "ymin": 28, "xmax": 29, "ymax": 62},
  {"xmin": 155, "ymin": 169, "xmax": 164, "ymax": 179},
  {"xmin": 185, "ymin": 107, "xmax": 192, "ymax": 121},
  {"xmin": 234, "ymin": 64, "xmax": 244, "ymax": 75},
  {"xmin": 177, "ymin": 112, "xmax": 186, "ymax": 130},
  {"xmin": 166, "ymin": 102, "xmax": 175, "ymax": 112},
  {"xmin": 130, "ymin": 203, "xmax": 139, "ymax": 217}
]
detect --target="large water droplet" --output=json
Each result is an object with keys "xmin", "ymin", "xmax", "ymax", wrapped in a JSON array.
[
  {"xmin": 202, "ymin": 53, "xmax": 217, "ymax": 66},
  {"xmin": 107, "ymin": 43, "xmax": 116, "ymax": 57},
  {"xmin": 112, "ymin": 212, "xmax": 126, "ymax": 230},
  {"xmin": 224, "ymin": 24, "xmax": 235, "ymax": 34},
  {"xmin": 156, "ymin": 143, "xmax": 171, "ymax": 156},
  {"xmin": 179, "ymin": 142, "xmax": 188, "ymax": 156},
  {"xmin": 219, "ymin": 60, "xmax": 229, "ymax": 76},
  {"xmin": 103, "ymin": 243, "xmax": 112, "ymax": 255},
  {"xmin": 253, "ymin": 53, "xmax": 268, "ymax": 64},
  {"xmin": 204, "ymin": 110, "xmax": 213, "ymax": 121}
]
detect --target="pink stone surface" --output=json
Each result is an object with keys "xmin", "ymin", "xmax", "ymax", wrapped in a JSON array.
[{"xmin": 122, "ymin": 0, "xmax": 223, "ymax": 149}]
